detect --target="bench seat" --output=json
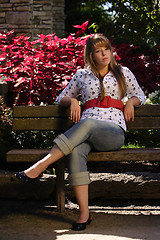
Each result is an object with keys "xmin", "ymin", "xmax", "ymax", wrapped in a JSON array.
[{"xmin": 7, "ymin": 148, "xmax": 160, "ymax": 163}]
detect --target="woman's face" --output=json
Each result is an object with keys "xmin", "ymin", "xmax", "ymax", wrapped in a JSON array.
[{"xmin": 93, "ymin": 46, "xmax": 111, "ymax": 69}]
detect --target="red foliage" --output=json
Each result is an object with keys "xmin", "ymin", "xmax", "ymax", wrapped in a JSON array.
[
  {"xmin": 0, "ymin": 27, "xmax": 90, "ymax": 105},
  {"xmin": 112, "ymin": 43, "xmax": 160, "ymax": 93},
  {"xmin": 0, "ymin": 22, "xmax": 159, "ymax": 106}
]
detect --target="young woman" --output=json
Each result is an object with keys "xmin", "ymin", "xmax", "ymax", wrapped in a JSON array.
[{"xmin": 16, "ymin": 34, "xmax": 145, "ymax": 231}]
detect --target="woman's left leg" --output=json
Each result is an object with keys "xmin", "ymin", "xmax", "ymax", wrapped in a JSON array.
[
  {"xmin": 23, "ymin": 119, "xmax": 124, "ymax": 179},
  {"xmin": 66, "ymin": 120, "xmax": 125, "ymax": 225},
  {"xmin": 67, "ymin": 141, "xmax": 92, "ymax": 224},
  {"xmin": 20, "ymin": 119, "xmax": 94, "ymax": 178},
  {"xmin": 22, "ymin": 119, "xmax": 100, "ymax": 178},
  {"xmin": 24, "ymin": 144, "xmax": 64, "ymax": 178}
]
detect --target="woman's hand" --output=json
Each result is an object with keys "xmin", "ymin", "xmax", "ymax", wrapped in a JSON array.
[
  {"xmin": 60, "ymin": 97, "xmax": 81, "ymax": 123},
  {"xmin": 70, "ymin": 98, "xmax": 81, "ymax": 123},
  {"xmin": 124, "ymin": 97, "xmax": 141, "ymax": 122},
  {"xmin": 124, "ymin": 100, "xmax": 135, "ymax": 122}
]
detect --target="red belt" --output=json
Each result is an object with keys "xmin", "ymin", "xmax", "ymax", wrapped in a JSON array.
[{"xmin": 84, "ymin": 96, "xmax": 124, "ymax": 112}]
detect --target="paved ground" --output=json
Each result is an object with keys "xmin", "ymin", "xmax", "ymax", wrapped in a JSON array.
[{"xmin": 0, "ymin": 199, "xmax": 160, "ymax": 240}]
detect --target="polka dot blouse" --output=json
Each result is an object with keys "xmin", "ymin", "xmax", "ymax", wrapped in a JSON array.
[{"xmin": 56, "ymin": 66, "xmax": 145, "ymax": 131}]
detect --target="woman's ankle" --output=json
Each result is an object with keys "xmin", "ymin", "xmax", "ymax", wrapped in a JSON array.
[
  {"xmin": 77, "ymin": 210, "xmax": 90, "ymax": 223},
  {"xmin": 25, "ymin": 168, "xmax": 41, "ymax": 179}
]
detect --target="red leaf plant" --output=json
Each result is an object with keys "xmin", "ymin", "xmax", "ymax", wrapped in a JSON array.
[
  {"xmin": 0, "ymin": 24, "xmax": 90, "ymax": 105},
  {"xmin": 112, "ymin": 42, "xmax": 160, "ymax": 93},
  {"xmin": 73, "ymin": 20, "xmax": 89, "ymax": 36}
]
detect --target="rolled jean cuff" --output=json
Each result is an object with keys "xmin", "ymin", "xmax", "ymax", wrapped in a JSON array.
[
  {"xmin": 54, "ymin": 134, "xmax": 74, "ymax": 155},
  {"xmin": 69, "ymin": 171, "xmax": 91, "ymax": 186}
]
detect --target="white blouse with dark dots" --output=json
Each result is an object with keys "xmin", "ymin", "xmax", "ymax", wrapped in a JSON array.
[{"xmin": 56, "ymin": 66, "xmax": 145, "ymax": 131}]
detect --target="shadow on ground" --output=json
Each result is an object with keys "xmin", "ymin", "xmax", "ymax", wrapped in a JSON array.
[{"xmin": 0, "ymin": 199, "xmax": 160, "ymax": 240}]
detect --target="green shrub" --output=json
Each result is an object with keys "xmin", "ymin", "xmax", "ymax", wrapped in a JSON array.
[{"xmin": 12, "ymin": 130, "xmax": 56, "ymax": 149}]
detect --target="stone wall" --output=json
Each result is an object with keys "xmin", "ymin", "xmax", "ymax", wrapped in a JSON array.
[{"xmin": 0, "ymin": 0, "xmax": 65, "ymax": 39}]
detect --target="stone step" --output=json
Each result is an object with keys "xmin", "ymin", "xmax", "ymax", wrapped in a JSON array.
[{"xmin": 1, "ymin": 171, "xmax": 160, "ymax": 201}]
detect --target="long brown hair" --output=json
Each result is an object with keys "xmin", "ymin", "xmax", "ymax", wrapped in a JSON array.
[{"xmin": 84, "ymin": 34, "xmax": 126, "ymax": 100}]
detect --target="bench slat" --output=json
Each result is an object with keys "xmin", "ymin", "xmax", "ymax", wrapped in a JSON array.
[
  {"xmin": 13, "ymin": 105, "xmax": 70, "ymax": 118},
  {"xmin": 127, "ymin": 116, "xmax": 160, "ymax": 129},
  {"xmin": 13, "ymin": 118, "xmax": 73, "ymax": 131},
  {"xmin": 7, "ymin": 149, "xmax": 49, "ymax": 162},
  {"xmin": 6, "ymin": 148, "xmax": 160, "ymax": 163},
  {"xmin": 88, "ymin": 148, "xmax": 160, "ymax": 161},
  {"xmin": 13, "ymin": 116, "xmax": 160, "ymax": 130},
  {"xmin": 13, "ymin": 104, "xmax": 160, "ymax": 118},
  {"xmin": 134, "ymin": 104, "xmax": 160, "ymax": 116}
]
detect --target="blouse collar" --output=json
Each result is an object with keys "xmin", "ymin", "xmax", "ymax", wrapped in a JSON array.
[{"xmin": 85, "ymin": 66, "xmax": 112, "ymax": 77}]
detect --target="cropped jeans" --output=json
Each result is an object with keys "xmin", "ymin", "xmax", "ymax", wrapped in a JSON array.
[{"xmin": 54, "ymin": 118, "xmax": 125, "ymax": 186}]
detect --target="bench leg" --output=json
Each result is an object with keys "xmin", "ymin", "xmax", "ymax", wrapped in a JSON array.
[{"xmin": 55, "ymin": 159, "xmax": 66, "ymax": 213}]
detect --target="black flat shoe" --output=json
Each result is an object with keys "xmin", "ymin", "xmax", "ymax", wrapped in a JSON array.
[
  {"xmin": 16, "ymin": 171, "xmax": 38, "ymax": 183},
  {"xmin": 72, "ymin": 213, "xmax": 92, "ymax": 231}
]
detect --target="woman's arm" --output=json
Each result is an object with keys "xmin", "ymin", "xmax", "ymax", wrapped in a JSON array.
[
  {"xmin": 56, "ymin": 70, "xmax": 83, "ymax": 123},
  {"xmin": 124, "ymin": 96, "xmax": 140, "ymax": 122},
  {"xmin": 123, "ymin": 67, "xmax": 145, "ymax": 122},
  {"xmin": 60, "ymin": 97, "xmax": 81, "ymax": 124}
]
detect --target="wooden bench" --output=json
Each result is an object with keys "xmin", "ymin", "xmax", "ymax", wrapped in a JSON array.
[{"xmin": 6, "ymin": 104, "xmax": 160, "ymax": 212}]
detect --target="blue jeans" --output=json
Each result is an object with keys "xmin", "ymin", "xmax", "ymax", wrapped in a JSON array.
[{"xmin": 54, "ymin": 119, "xmax": 125, "ymax": 186}]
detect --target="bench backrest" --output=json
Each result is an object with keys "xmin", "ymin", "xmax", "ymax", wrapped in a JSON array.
[{"xmin": 12, "ymin": 104, "xmax": 160, "ymax": 131}]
